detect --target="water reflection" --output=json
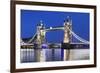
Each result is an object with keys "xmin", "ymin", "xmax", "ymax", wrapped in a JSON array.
[{"xmin": 20, "ymin": 48, "xmax": 89, "ymax": 63}]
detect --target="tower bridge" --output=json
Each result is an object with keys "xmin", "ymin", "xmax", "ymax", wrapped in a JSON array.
[{"xmin": 21, "ymin": 16, "xmax": 89, "ymax": 62}]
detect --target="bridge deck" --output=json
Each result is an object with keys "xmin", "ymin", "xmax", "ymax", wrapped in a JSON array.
[{"xmin": 21, "ymin": 43, "xmax": 89, "ymax": 49}]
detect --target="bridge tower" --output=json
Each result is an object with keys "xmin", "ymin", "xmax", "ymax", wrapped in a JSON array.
[
  {"xmin": 34, "ymin": 20, "xmax": 46, "ymax": 62},
  {"xmin": 63, "ymin": 16, "xmax": 72, "ymax": 61}
]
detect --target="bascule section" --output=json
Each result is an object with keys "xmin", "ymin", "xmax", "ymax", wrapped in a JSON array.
[{"xmin": 20, "ymin": 16, "xmax": 90, "ymax": 62}]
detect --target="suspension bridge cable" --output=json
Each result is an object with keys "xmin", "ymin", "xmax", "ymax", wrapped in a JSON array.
[{"xmin": 67, "ymin": 27, "xmax": 89, "ymax": 44}]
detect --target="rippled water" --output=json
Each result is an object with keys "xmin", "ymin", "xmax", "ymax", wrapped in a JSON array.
[{"xmin": 20, "ymin": 49, "xmax": 89, "ymax": 63}]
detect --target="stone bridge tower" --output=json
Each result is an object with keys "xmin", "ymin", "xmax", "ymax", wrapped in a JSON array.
[
  {"xmin": 63, "ymin": 16, "xmax": 72, "ymax": 61},
  {"xmin": 34, "ymin": 20, "xmax": 46, "ymax": 62}
]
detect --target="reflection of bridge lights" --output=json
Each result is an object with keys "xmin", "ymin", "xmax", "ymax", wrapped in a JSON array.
[{"xmin": 50, "ymin": 27, "xmax": 52, "ymax": 29}]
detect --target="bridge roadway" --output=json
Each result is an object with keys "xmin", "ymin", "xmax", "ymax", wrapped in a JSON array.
[{"xmin": 21, "ymin": 43, "xmax": 89, "ymax": 49}]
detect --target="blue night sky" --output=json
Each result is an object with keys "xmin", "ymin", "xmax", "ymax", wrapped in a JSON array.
[{"xmin": 21, "ymin": 10, "xmax": 90, "ymax": 43}]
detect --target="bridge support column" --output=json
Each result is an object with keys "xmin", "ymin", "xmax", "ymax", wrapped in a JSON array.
[
  {"xmin": 34, "ymin": 21, "xmax": 46, "ymax": 62},
  {"xmin": 63, "ymin": 17, "xmax": 72, "ymax": 61}
]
